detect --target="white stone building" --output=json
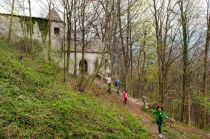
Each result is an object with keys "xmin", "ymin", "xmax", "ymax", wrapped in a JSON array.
[
  {"xmin": 0, "ymin": 9, "xmax": 110, "ymax": 75},
  {"xmin": 67, "ymin": 37, "xmax": 110, "ymax": 75}
]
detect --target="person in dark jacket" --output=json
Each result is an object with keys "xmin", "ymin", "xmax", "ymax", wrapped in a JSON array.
[{"xmin": 114, "ymin": 77, "xmax": 122, "ymax": 94}]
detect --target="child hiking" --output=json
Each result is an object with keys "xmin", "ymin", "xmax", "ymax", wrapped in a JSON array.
[
  {"xmin": 122, "ymin": 91, "xmax": 128, "ymax": 105},
  {"xmin": 151, "ymin": 104, "xmax": 165, "ymax": 138}
]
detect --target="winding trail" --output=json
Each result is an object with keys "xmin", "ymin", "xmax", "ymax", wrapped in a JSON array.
[
  {"xmin": 85, "ymin": 77, "xmax": 209, "ymax": 139},
  {"xmin": 95, "ymin": 90, "xmax": 209, "ymax": 139},
  {"xmin": 96, "ymin": 92, "xmax": 165, "ymax": 139}
]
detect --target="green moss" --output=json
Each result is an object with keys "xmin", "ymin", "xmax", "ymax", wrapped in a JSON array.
[
  {"xmin": 19, "ymin": 17, "xmax": 48, "ymax": 42},
  {"xmin": 36, "ymin": 18, "xmax": 49, "ymax": 42},
  {"xmin": 19, "ymin": 16, "xmax": 35, "ymax": 34}
]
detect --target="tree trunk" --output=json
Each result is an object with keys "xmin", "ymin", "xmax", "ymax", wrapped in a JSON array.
[
  {"xmin": 201, "ymin": 14, "xmax": 210, "ymax": 129},
  {"xmin": 28, "ymin": 0, "xmax": 33, "ymax": 57},
  {"xmin": 79, "ymin": 0, "xmax": 86, "ymax": 91},
  {"xmin": 126, "ymin": 0, "xmax": 131, "ymax": 93},
  {"xmin": 66, "ymin": 1, "xmax": 73, "ymax": 72},
  {"xmin": 66, "ymin": 23, "xmax": 71, "ymax": 72},
  {"xmin": 180, "ymin": 0, "xmax": 190, "ymax": 125},
  {"xmin": 48, "ymin": 1, "xmax": 52, "ymax": 62},
  {"xmin": 8, "ymin": 0, "xmax": 15, "ymax": 40},
  {"xmin": 153, "ymin": 0, "xmax": 165, "ymax": 104},
  {"xmin": 73, "ymin": 0, "xmax": 77, "ymax": 76},
  {"xmin": 117, "ymin": 0, "xmax": 127, "ymax": 90},
  {"xmin": 63, "ymin": 0, "xmax": 66, "ymax": 82}
]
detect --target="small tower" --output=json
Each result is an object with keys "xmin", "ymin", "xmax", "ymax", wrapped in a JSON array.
[
  {"xmin": 46, "ymin": 8, "xmax": 63, "ymax": 22},
  {"xmin": 46, "ymin": 8, "xmax": 64, "ymax": 49}
]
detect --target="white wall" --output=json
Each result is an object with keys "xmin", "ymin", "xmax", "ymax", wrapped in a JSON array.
[
  {"xmin": 68, "ymin": 52, "xmax": 110, "ymax": 75},
  {"xmin": 50, "ymin": 21, "xmax": 64, "ymax": 50}
]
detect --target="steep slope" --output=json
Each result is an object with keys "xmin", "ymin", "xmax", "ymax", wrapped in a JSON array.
[{"xmin": 0, "ymin": 38, "xmax": 150, "ymax": 138}]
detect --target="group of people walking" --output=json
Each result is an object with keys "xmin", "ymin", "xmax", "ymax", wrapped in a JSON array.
[
  {"xmin": 106, "ymin": 75, "xmax": 128, "ymax": 105},
  {"xmin": 105, "ymin": 74, "xmax": 165, "ymax": 138}
]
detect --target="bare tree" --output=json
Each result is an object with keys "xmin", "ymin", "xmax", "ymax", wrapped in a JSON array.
[
  {"xmin": 73, "ymin": 0, "xmax": 77, "ymax": 76},
  {"xmin": 27, "ymin": 0, "xmax": 33, "ymax": 57},
  {"xmin": 63, "ymin": 0, "xmax": 66, "ymax": 82},
  {"xmin": 178, "ymin": 0, "xmax": 190, "ymax": 124},
  {"xmin": 177, "ymin": 0, "xmax": 204, "ymax": 125},
  {"xmin": 201, "ymin": 0, "xmax": 210, "ymax": 129},
  {"xmin": 8, "ymin": 0, "xmax": 15, "ymax": 40},
  {"xmin": 47, "ymin": 0, "xmax": 52, "ymax": 62},
  {"xmin": 65, "ymin": 0, "xmax": 73, "ymax": 72},
  {"xmin": 149, "ymin": 0, "xmax": 180, "ymax": 104}
]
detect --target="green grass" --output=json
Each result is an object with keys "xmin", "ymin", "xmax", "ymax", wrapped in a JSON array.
[
  {"xmin": 162, "ymin": 124, "xmax": 203, "ymax": 139},
  {"xmin": 0, "ymin": 38, "xmax": 150, "ymax": 138}
]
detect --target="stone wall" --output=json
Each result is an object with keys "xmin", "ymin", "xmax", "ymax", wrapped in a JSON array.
[
  {"xmin": 0, "ymin": 13, "xmax": 110, "ymax": 75},
  {"xmin": 68, "ymin": 52, "xmax": 110, "ymax": 75},
  {"xmin": 0, "ymin": 13, "xmax": 64, "ymax": 49},
  {"xmin": 0, "ymin": 13, "xmax": 65, "ymax": 66}
]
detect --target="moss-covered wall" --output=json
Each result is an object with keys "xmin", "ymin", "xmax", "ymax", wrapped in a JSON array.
[{"xmin": 19, "ymin": 16, "xmax": 48, "ymax": 42}]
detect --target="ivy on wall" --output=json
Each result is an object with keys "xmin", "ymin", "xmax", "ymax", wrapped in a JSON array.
[
  {"xmin": 19, "ymin": 16, "xmax": 35, "ymax": 34},
  {"xmin": 19, "ymin": 16, "xmax": 49, "ymax": 42},
  {"xmin": 36, "ymin": 18, "xmax": 49, "ymax": 42}
]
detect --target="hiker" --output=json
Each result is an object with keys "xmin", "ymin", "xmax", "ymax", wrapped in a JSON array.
[
  {"xmin": 151, "ymin": 104, "xmax": 165, "ymax": 138},
  {"xmin": 114, "ymin": 78, "xmax": 122, "ymax": 94},
  {"xmin": 122, "ymin": 91, "xmax": 128, "ymax": 105},
  {"xmin": 106, "ymin": 74, "xmax": 112, "ymax": 93}
]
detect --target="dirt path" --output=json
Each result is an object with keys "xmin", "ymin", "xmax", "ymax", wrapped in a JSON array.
[
  {"xmin": 97, "ymin": 92, "xmax": 165, "ymax": 139},
  {"xmin": 88, "ymin": 78, "xmax": 209, "ymax": 139},
  {"xmin": 95, "ymin": 91, "xmax": 210, "ymax": 139}
]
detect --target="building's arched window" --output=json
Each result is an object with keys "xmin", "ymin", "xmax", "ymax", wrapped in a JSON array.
[{"xmin": 79, "ymin": 59, "xmax": 88, "ymax": 73}]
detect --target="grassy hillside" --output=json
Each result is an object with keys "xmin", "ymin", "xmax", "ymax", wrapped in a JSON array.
[
  {"xmin": 0, "ymin": 38, "xmax": 150, "ymax": 138},
  {"xmin": 163, "ymin": 123, "xmax": 206, "ymax": 139}
]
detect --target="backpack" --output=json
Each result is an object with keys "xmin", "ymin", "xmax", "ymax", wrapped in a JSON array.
[
  {"xmin": 158, "ymin": 111, "xmax": 163, "ymax": 122},
  {"xmin": 114, "ymin": 80, "xmax": 121, "ymax": 87},
  {"xmin": 114, "ymin": 80, "xmax": 118, "ymax": 86}
]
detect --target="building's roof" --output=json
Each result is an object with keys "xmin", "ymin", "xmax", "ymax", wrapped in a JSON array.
[
  {"xmin": 46, "ymin": 8, "xmax": 62, "ymax": 22},
  {"xmin": 86, "ymin": 38, "xmax": 106, "ymax": 53},
  {"xmin": 0, "ymin": 12, "xmax": 47, "ymax": 20},
  {"xmin": 67, "ymin": 37, "xmax": 108, "ymax": 53},
  {"xmin": 0, "ymin": 9, "xmax": 63, "ymax": 23}
]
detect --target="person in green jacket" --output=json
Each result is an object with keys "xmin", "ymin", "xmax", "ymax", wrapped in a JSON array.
[{"xmin": 151, "ymin": 104, "xmax": 165, "ymax": 138}]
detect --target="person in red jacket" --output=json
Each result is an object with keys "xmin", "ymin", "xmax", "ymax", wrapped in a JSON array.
[{"xmin": 122, "ymin": 91, "xmax": 128, "ymax": 105}]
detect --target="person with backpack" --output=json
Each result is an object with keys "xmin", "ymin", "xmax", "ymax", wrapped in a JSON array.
[
  {"xmin": 151, "ymin": 104, "xmax": 165, "ymax": 138},
  {"xmin": 122, "ymin": 91, "xmax": 128, "ymax": 105},
  {"xmin": 114, "ymin": 77, "xmax": 122, "ymax": 94}
]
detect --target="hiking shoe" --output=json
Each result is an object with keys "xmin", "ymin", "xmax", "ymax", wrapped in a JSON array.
[{"xmin": 159, "ymin": 134, "xmax": 163, "ymax": 138}]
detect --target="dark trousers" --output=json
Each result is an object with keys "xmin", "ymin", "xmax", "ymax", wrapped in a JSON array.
[
  {"xmin": 124, "ymin": 98, "xmax": 127, "ymax": 105},
  {"xmin": 157, "ymin": 121, "xmax": 163, "ymax": 134},
  {"xmin": 116, "ymin": 86, "xmax": 120, "ymax": 94},
  {"xmin": 107, "ymin": 83, "xmax": 111, "ymax": 93},
  {"xmin": 108, "ymin": 83, "xmax": 111, "ymax": 88}
]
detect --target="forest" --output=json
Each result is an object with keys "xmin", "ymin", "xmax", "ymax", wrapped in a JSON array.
[{"xmin": 0, "ymin": 0, "xmax": 209, "ymax": 137}]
